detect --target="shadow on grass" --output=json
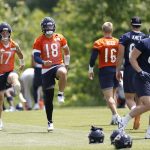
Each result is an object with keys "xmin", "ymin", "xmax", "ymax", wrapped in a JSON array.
[
  {"xmin": 8, "ymin": 131, "xmax": 52, "ymax": 134},
  {"xmin": 72, "ymin": 124, "xmax": 111, "ymax": 128}
]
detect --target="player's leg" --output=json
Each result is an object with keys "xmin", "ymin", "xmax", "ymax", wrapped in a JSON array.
[
  {"xmin": 103, "ymin": 88, "xmax": 119, "ymax": 125},
  {"xmin": 0, "ymin": 72, "xmax": 10, "ymax": 130},
  {"xmin": 4, "ymin": 87, "xmax": 15, "ymax": 112},
  {"xmin": 7, "ymin": 72, "xmax": 21, "ymax": 95},
  {"xmin": 42, "ymin": 69, "xmax": 56, "ymax": 131},
  {"xmin": 118, "ymin": 96, "xmax": 150, "ymax": 131},
  {"xmin": 8, "ymin": 72, "xmax": 27, "ymax": 110},
  {"xmin": 43, "ymin": 88, "xmax": 54, "ymax": 131},
  {"xmin": 123, "ymin": 66, "xmax": 140, "ymax": 129},
  {"xmin": 56, "ymin": 66, "xmax": 67, "ymax": 104},
  {"xmin": 33, "ymin": 67, "xmax": 42, "ymax": 110},
  {"xmin": 99, "ymin": 69, "xmax": 120, "ymax": 125},
  {"xmin": 145, "ymin": 115, "xmax": 150, "ymax": 139},
  {"xmin": 0, "ymin": 91, "xmax": 4, "ymax": 130}
]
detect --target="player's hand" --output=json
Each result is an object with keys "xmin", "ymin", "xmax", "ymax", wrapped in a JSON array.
[
  {"xmin": 88, "ymin": 72, "xmax": 94, "ymax": 80},
  {"xmin": 138, "ymin": 71, "xmax": 150, "ymax": 82},
  {"xmin": 43, "ymin": 60, "xmax": 52, "ymax": 67},
  {"xmin": 116, "ymin": 71, "xmax": 123, "ymax": 82}
]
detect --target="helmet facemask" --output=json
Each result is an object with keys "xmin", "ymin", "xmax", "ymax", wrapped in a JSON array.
[
  {"xmin": 0, "ymin": 29, "xmax": 11, "ymax": 41},
  {"xmin": 41, "ymin": 17, "xmax": 56, "ymax": 37}
]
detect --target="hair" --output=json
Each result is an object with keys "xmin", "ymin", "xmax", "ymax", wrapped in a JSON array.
[{"xmin": 102, "ymin": 22, "xmax": 113, "ymax": 33}]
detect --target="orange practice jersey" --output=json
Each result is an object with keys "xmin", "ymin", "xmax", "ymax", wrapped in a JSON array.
[
  {"xmin": 93, "ymin": 37, "xmax": 119, "ymax": 68},
  {"xmin": 33, "ymin": 33, "xmax": 67, "ymax": 69},
  {"xmin": 0, "ymin": 40, "xmax": 17, "ymax": 74}
]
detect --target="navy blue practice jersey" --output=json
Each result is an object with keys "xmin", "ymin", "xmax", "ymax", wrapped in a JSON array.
[
  {"xmin": 119, "ymin": 31, "xmax": 146, "ymax": 67},
  {"xmin": 135, "ymin": 38, "xmax": 150, "ymax": 73}
]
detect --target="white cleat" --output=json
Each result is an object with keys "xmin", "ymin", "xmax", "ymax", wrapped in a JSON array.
[
  {"xmin": 117, "ymin": 117, "xmax": 125, "ymax": 131},
  {"xmin": 145, "ymin": 130, "xmax": 150, "ymax": 139},
  {"xmin": 47, "ymin": 122, "xmax": 54, "ymax": 132},
  {"xmin": 4, "ymin": 106, "xmax": 15, "ymax": 112},
  {"xmin": 33, "ymin": 103, "xmax": 40, "ymax": 110},
  {"xmin": 0, "ymin": 120, "xmax": 3, "ymax": 131},
  {"xmin": 57, "ymin": 94, "xmax": 65, "ymax": 104}
]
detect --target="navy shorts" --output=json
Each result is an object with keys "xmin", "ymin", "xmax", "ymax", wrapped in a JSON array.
[
  {"xmin": 0, "ymin": 72, "xmax": 11, "ymax": 91},
  {"xmin": 134, "ymin": 73, "xmax": 150, "ymax": 97},
  {"xmin": 123, "ymin": 66, "xmax": 136, "ymax": 93},
  {"xmin": 98, "ymin": 66, "xmax": 119, "ymax": 89},
  {"xmin": 42, "ymin": 65, "xmax": 63, "ymax": 90},
  {"xmin": 33, "ymin": 67, "xmax": 42, "ymax": 87}
]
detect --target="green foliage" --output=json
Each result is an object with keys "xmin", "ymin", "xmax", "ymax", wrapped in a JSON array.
[{"xmin": 0, "ymin": 0, "xmax": 150, "ymax": 106}]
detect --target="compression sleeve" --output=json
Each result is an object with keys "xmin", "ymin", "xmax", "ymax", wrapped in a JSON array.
[
  {"xmin": 33, "ymin": 52, "xmax": 44, "ymax": 65},
  {"xmin": 89, "ymin": 48, "xmax": 99, "ymax": 67}
]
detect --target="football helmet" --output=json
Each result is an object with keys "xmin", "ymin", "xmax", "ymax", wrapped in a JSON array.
[
  {"xmin": 114, "ymin": 132, "xmax": 132, "ymax": 149},
  {"xmin": 41, "ymin": 17, "xmax": 55, "ymax": 36},
  {"xmin": 131, "ymin": 16, "xmax": 141, "ymax": 27},
  {"xmin": 110, "ymin": 130, "xmax": 121, "ymax": 145},
  {"xmin": 0, "ymin": 22, "xmax": 12, "ymax": 40},
  {"xmin": 88, "ymin": 126, "xmax": 104, "ymax": 144}
]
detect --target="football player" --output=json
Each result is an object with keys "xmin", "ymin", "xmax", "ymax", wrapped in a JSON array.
[
  {"xmin": 0, "ymin": 22, "xmax": 25, "ymax": 130},
  {"xmin": 118, "ymin": 37, "xmax": 150, "ymax": 139},
  {"xmin": 88, "ymin": 22, "xmax": 120, "ymax": 125},
  {"xmin": 116, "ymin": 16, "xmax": 146, "ymax": 129},
  {"xmin": 32, "ymin": 17, "xmax": 70, "ymax": 131}
]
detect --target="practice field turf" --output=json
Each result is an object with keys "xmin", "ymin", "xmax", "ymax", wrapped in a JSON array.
[{"xmin": 0, "ymin": 107, "xmax": 150, "ymax": 150}]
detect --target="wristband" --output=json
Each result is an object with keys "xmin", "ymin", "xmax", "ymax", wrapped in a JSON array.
[{"xmin": 89, "ymin": 65, "xmax": 94, "ymax": 73}]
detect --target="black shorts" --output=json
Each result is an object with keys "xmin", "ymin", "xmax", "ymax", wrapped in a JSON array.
[
  {"xmin": 98, "ymin": 66, "xmax": 118, "ymax": 89},
  {"xmin": 0, "ymin": 72, "xmax": 11, "ymax": 91},
  {"xmin": 42, "ymin": 65, "xmax": 63, "ymax": 90},
  {"xmin": 134, "ymin": 73, "xmax": 150, "ymax": 97},
  {"xmin": 123, "ymin": 66, "xmax": 136, "ymax": 93}
]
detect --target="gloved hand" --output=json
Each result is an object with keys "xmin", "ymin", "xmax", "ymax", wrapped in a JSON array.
[{"xmin": 138, "ymin": 71, "xmax": 150, "ymax": 82}]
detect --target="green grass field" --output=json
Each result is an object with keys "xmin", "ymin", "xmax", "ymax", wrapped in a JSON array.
[{"xmin": 0, "ymin": 107, "xmax": 150, "ymax": 150}]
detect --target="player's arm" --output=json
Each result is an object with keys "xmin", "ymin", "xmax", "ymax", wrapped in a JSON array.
[
  {"xmin": 16, "ymin": 44, "xmax": 25, "ymax": 70},
  {"xmin": 62, "ymin": 44, "xmax": 70, "ymax": 70},
  {"xmin": 88, "ymin": 48, "xmax": 98, "ymax": 80},
  {"xmin": 116, "ymin": 44, "xmax": 124, "ymax": 81},
  {"xmin": 32, "ymin": 49, "xmax": 52, "ymax": 67},
  {"xmin": 32, "ymin": 49, "xmax": 43, "ymax": 64},
  {"xmin": 129, "ymin": 47, "xmax": 142, "ymax": 73}
]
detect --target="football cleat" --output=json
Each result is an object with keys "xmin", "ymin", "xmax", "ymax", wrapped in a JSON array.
[
  {"xmin": 0, "ymin": 120, "xmax": 3, "ymax": 131},
  {"xmin": 33, "ymin": 103, "xmax": 40, "ymax": 110},
  {"xmin": 117, "ymin": 117, "xmax": 125, "ymax": 131},
  {"xmin": 133, "ymin": 115, "xmax": 140, "ymax": 130},
  {"xmin": 47, "ymin": 122, "xmax": 54, "ymax": 132},
  {"xmin": 145, "ymin": 129, "xmax": 150, "ymax": 139},
  {"xmin": 57, "ymin": 94, "xmax": 65, "ymax": 104},
  {"xmin": 5, "ymin": 106, "xmax": 15, "ymax": 112}
]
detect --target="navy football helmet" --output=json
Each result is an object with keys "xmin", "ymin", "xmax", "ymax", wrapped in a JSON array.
[
  {"xmin": 0, "ymin": 22, "xmax": 12, "ymax": 40},
  {"xmin": 114, "ymin": 132, "xmax": 132, "ymax": 149},
  {"xmin": 88, "ymin": 126, "xmax": 104, "ymax": 144},
  {"xmin": 110, "ymin": 130, "xmax": 121, "ymax": 145},
  {"xmin": 131, "ymin": 16, "xmax": 141, "ymax": 27},
  {"xmin": 41, "ymin": 17, "xmax": 55, "ymax": 35}
]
